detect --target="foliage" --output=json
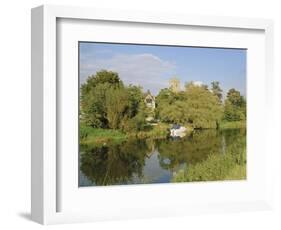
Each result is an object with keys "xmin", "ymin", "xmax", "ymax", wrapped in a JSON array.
[
  {"xmin": 81, "ymin": 70, "xmax": 246, "ymax": 133},
  {"xmin": 80, "ymin": 70, "xmax": 147, "ymax": 131},
  {"xmin": 80, "ymin": 70, "xmax": 122, "ymax": 127},
  {"xmin": 211, "ymin": 81, "xmax": 223, "ymax": 102},
  {"xmin": 158, "ymin": 100, "xmax": 189, "ymax": 124},
  {"xmin": 224, "ymin": 88, "xmax": 246, "ymax": 121},
  {"xmin": 82, "ymin": 70, "xmax": 122, "ymax": 91},
  {"xmin": 172, "ymin": 133, "xmax": 246, "ymax": 182},
  {"xmin": 156, "ymin": 83, "xmax": 223, "ymax": 128},
  {"xmin": 121, "ymin": 112, "xmax": 146, "ymax": 133},
  {"xmin": 184, "ymin": 83, "xmax": 223, "ymax": 128},
  {"xmin": 128, "ymin": 123, "xmax": 169, "ymax": 139},
  {"xmin": 105, "ymin": 87, "xmax": 130, "ymax": 129},
  {"xmin": 126, "ymin": 85, "xmax": 144, "ymax": 117}
]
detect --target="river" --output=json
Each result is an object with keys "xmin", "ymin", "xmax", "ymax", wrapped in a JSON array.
[{"xmin": 79, "ymin": 129, "xmax": 246, "ymax": 186}]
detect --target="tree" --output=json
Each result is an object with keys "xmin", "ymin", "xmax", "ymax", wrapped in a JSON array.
[
  {"xmin": 80, "ymin": 70, "xmax": 123, "ymax": 128},
  {"xmin": 156, "ymin": 82, "xmax": 223, "ymax": 128},
  {"xmin": 211, "ymin": 81, "xmax": 223, "ymax": 102},
  {"xmin": 105, "ymin": 87, "xmax": 130, "ymax": 129},
  {"xmin": 158, "ymin": 101, "xmax": 188, "ymax": 124},
  {"xmin": 82, "ymin": 70, "xmax": 122, "ymax": 91},
  {"xmin": 80, "ymin": 83, "xmax": 109, "ymax": 127},
  {"xmin": 126, "ymin": 85, "xmax": 144, "ymax": 118},
  {"xmin": 155, "ymin": 88, "xmax": 186, "ymax": 120},
  {"xmin": 226, "ymin": 88, "xmax": 242, "ymax": 106},
  {"xmin": 184, "ymin": 83, "xmax": 223, "ymax": 128},
  {"xmin": 224, "ymin": 88, "xmax": 246, "ymax": 121},
  {"xmin": 80, "ymin": 70, "xmax": 146, "ymax": 131}
]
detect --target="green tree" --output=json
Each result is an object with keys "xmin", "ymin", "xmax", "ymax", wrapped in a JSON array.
[
  {"xmin": 156, "ymin": 88, "xmax": 186, "ymax": 121},
  {"xmin": 224, "ymin": 88, "xmax": 246, "ymax": 121},
  {"xmin": 156, "ymin": 82, "xmax": 223, "ymax": 128},
  {"xmin": 80, "ymin": 83, "xmax": 109, "ymax": 127},
  {"xmin": 211, "ymin": 81, "xmax": 223, "ymax": 102},
  {"xmin": 82, "ymin": 70, "xmax": 122, "ymax": 91},
  {"xmin": 105, "ymin": 87, "xmax": 130, "ymax": 129},
  {"xmin": 80, "ymin": 70, "xmax": 147, "ymax": 131},
  {"xmin": 184, "ymin": 82, "xmax": 223, "ymax": 128},
  {"xmin": 80, "ymin": 70, "xmax": 123, "ymax": 127},
  {"xmin": 158, "ymin": 101, "xmax": 188, "ymax": 124},
  {"xmin": 126, "ymin": 85, "xmax": 144, "ymax": 117}
]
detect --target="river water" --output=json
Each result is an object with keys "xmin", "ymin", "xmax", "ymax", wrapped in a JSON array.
[{"xmin": 79, "ymin": 129, "xmax": 246, "ymax": 186}]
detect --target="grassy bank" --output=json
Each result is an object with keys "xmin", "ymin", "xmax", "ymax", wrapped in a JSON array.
[
  {"xmin": 218, "ymin": 120, "xmax": 246, "ymax": 129},
  {"xmin": 80, "ymin": 125, "xmax": 127, "ymax": 145},
  {"xmin": 172, "ymin": 153, "xmax": 246, "ymax": 182},
  {"xmin": 172, "ymin": 138, "xmax": 246, "ymax": 182},
  {"xmin": 127, "ymin": 123, "xmax": 170, "ymax": 139},
  {"xmin": 80, "ymin": 123, "xmax": 170, "ymax": 145}
]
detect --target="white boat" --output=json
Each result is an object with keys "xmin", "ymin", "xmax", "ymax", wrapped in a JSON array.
[{"xmin": 170, "ymin": 124, "xmax": 187, "ymax": 137}]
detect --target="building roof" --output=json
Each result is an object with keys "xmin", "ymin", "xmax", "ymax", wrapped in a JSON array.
[{"xmin": 144, "ymin": 90, "xmax": 155, "ymax": 99}]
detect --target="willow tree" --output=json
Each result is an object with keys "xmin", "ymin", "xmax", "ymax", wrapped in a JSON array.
[
  {"xmin": 80, "ymin": 70, "xmax": 122, "ymax": 128},
  {"xmin": 105, "ymin": 87, "xmax": 130, "ymax": 129},
  {"xmin": 184, "ymin": 82, "xmax": 223, "ymax": 129}
]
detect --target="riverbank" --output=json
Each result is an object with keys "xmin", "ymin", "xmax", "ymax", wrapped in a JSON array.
[
  {"xmin": 218, "ymin": 120, "xmax": 246, "ymax": 129},
  {"xmin": 80, "ymin": 126, "xmax": 127, "ymax": 145},
  {"xmin": 172, "ymin": 153, "xmax": 246, "ymax": 182},
  {"xmin": 80, "ymin": 123, "xmax": 171, "ymax": 145},
  {"xmin": 80, "ymin": 121, "xmax": 245, "ymax": 146}
]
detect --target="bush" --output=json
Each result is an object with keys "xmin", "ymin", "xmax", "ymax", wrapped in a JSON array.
[{"xmin": 121, "ymin": 113, "xmax": 146, "ymax": 133}]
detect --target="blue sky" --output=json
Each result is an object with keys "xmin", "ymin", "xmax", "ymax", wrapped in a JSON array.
[{"xmin": 79, "ymin": 42, "xmax": 246, "ymax": 96}]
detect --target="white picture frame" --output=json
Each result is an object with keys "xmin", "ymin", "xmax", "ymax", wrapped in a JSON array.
[{"xmin": 31, "ymin": 4, "xmax": 274, "ymax": 225}]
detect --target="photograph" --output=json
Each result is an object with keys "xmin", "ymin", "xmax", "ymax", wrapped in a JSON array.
[{"xmin": 78, "ymin": 42, "xmax": 247, "ymax": 187}]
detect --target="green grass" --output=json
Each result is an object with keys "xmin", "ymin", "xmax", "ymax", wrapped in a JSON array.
[
  {"xmin": 172, "ymin": 153, "xmax": 246, "ymax": 182},
  {"xmin": 218, "ymin": 120, "xmax": 246, "ymax": 129},
  {"xmin": 80, "ymin": 123, "xmax": 171, "ymax": 145},
  {"xmin": 225, "ymin": 164, "xmax": 246, "ymax": 180},
  {"xmin": 80, "ymin": 125, "xmax": 127, "ymax": 145}
]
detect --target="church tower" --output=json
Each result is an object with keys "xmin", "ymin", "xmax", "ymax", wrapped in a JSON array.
[{"xmin": 169, "ymin": 77, "xmax": 180, "ymax": 93}]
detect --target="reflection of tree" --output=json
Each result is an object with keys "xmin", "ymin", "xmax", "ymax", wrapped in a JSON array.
[
  {"xmin": 80, "ymin": 140, "xmax": 150, "ymax": 185},
  {"xmin": 156, "ymin": 130, "xmax": 219, "ymax": 171},
  {"xmin": 157, "ymin": 129, "xmax": 245, "ymax": 172},
  {"xmin": 222, "ymin": 129, "xmax": 246, "ymax": 165},
  {"xmin": 80, "ymin": 129, "xmax": 246, "ymax": 185},
  {"xmin": 172, "ymin": 129, "xmax": 246, "ymax": 182}
]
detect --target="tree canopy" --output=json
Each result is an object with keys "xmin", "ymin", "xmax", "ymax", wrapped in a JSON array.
[
  {"xmin": 81, "ymin": 70, "xmax": 246, "ymax": 131},
  {"xmin": 156, "ymin": 82, "xmax": 223, "ymax": 128},
  {"xmin": 224, "ymin": 88, "xmax": 246, "ymax": 121},
  {"xmin": 80, "ymin": 70, "xmax": 146, "ymax": 132}
]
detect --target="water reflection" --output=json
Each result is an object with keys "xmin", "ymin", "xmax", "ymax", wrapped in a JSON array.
[{"xmin": 79, "ymin": 129, "xmax": 246, "ymax": 186}]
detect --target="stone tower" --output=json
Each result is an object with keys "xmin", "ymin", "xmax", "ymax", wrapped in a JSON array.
[{"xmin": 169, "ymin": 77, "xmax": 180, "ymax": 93}]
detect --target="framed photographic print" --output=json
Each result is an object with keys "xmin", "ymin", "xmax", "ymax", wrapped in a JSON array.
[{"xmin": 31, "ymin": 5, "xmax": 274, "ymax": 224}]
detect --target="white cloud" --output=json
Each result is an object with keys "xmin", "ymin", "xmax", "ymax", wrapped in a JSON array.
[{"xmin": 80, "ymin": 53, "xmax": 176, "ymax": 95}]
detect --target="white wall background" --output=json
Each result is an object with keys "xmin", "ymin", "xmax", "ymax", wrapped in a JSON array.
[{"xmin": 0, "ymin": 0, "xmax": 280, "ymax": 229}]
